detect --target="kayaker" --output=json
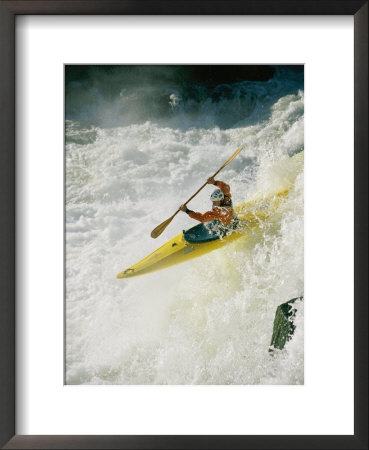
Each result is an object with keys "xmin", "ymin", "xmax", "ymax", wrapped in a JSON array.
[{"xmin": 179, "ymin": 177, "xmax": 235, "ymax": 225}]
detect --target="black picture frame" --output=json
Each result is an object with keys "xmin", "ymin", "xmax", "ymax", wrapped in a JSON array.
[{"xmin": 0, "ymin": 1, "xmax": 367, "ymax": 449}]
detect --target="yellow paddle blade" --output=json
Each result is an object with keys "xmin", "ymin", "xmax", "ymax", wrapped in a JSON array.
[{"xmin": 150, "ymin": 214, "xmax": 176, "ymax": 238}]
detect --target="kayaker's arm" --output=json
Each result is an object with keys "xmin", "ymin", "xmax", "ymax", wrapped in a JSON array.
[
  {"xmin": 180, "ymin": 203, "xmax": 211, "ymax": 219},
  {"xmin": 180, "ymin": 204, "xmax": 233, "ymax": 223},
  {"xmin": 188, "ymin": 210, "xmax": 222, "ymax": 222},
  {"xmin": 189, "ymin": 208, "xmax": 233, "ymax": 223},
  {"xmin": 179, "ymin": 204, "xmax": 193, "ymax": 214},
  {"xmin": 207, "ymin": 177, "xmax": 231, "ymax": 197}
]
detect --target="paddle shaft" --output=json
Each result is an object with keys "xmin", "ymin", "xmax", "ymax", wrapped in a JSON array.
[
  {"xmin": 177, "ymin": 162, "xmax": 233, "ymax": 212},
  {"xmin": 167, "ymin": 166, "xmax": 224, "ymax": 219},
  {"xmin": 179, "ymin": 146, "xmax": 243, "ymax": 208},
  {"xmin": 151, "ymin": 146, "xmax": 243, "ymax": 238}
]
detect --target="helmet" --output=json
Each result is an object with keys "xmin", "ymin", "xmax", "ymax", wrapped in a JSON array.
[{"xmin": 210, "ymin": 188, "xmax": 224, "ymax": 202}]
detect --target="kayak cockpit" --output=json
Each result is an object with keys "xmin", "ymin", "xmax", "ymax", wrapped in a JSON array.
[{"xmin": 183, "ymin": 219, "xmax": 239, "ymax": 244}]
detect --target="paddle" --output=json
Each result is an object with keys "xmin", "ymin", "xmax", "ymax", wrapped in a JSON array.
[{"xmin": 150, "ymin": 146, "xmax": 243, "ymax": 238}]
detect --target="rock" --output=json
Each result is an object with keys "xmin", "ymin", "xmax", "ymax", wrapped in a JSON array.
[{"xmin": 269, "ymin": 297, "xmax": 303, "ymax": 353}]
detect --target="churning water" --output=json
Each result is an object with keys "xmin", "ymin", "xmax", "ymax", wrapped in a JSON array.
[{"xmin": 65, "ymin": 65, "xmax": 304, "ymax": 384}]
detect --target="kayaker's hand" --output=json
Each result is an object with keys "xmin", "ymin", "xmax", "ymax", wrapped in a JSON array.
[
  {"xmin": 207, "ymin": 177, "xmax": 215, "ymax": 185},
  {"xmin": 179, "ymin": 204, "xmax": 187, "ymax": 212}
]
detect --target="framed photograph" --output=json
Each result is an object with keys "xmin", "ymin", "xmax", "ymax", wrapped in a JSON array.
[{"xmin": 1, "ymin": 1, "xmax": 367, "ymax": 449}]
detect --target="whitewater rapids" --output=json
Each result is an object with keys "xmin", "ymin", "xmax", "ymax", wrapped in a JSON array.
[{"xmin": 65, "ymin": 66, "xmax": 304, "ymax": 384}]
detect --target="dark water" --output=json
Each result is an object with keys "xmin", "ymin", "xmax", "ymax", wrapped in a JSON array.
[{"xmin": 65, "ymin": 65, "xmax": 304, "ymax": 129}]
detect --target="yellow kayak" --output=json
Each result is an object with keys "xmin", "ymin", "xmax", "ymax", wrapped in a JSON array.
[{"xmin": 117, "ymin": 188, "xmax": 290, "ymax": 279}]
